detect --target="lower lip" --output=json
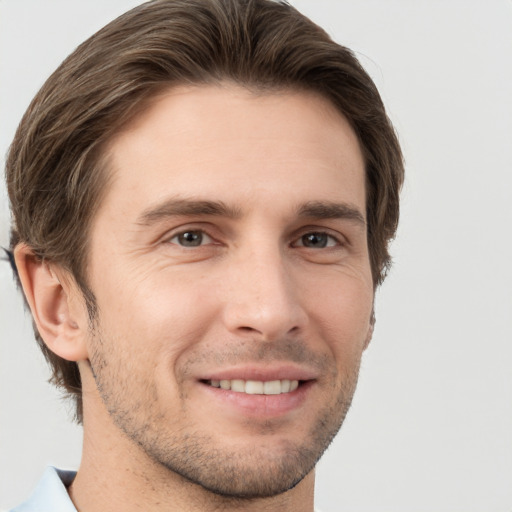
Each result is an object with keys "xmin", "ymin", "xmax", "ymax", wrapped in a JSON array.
[{"xmin": 198, "ymin": 380, "xmax": 314, "ymax": 418}]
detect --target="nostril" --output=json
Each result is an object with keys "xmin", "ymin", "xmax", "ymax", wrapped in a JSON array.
[{"xmin": 223, "ymin": 295, "xmax": 307, "ymax": 340}]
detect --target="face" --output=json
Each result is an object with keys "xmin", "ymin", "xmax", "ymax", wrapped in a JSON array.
[{"xmin": 83, "ymin": 84, "xmax": 373, "ymax": 498}]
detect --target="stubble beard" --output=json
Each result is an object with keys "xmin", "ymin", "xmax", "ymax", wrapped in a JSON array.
[{"xmin": 89, "ymin": 330, "xmax": 361, "ymax": 501}]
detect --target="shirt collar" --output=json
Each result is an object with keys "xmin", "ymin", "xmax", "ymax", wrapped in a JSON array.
[{"xmin": 11, "ymin": 466, "xmax": 76, "ymax": 512}]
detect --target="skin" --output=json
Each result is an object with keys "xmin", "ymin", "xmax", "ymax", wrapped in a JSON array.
[{"xmin": 16, "ymin": 84, "xmax": 374, "ymax": 512}]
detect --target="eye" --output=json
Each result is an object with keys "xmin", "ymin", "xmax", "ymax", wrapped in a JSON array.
[
  {"xmin": 168, "ymin": 230, "xmax": 213, "ymax": 247},
  {"xmin": 293, "ymin": 232, "xmax": 339, "ymax": 249}
]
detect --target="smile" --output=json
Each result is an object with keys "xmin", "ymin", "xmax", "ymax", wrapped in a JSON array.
[{"xmin": 206, "ymin": 379, "xmax": 300, "ymax": 395}]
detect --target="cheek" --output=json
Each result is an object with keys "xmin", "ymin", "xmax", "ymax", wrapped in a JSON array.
[
  {"xmin": 92, "ymin": 267, "xmax": 221, "ymax": 360},
  {"xmin": 302, "ymin": 269, "xmax": 373, "ymax": 357}
]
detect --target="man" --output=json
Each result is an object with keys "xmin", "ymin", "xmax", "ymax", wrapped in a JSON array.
[{"xmin": 5, "ymin": 0, "xmax": 403, "ymax": 510}]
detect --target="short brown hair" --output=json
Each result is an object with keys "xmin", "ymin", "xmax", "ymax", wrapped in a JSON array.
[{"xmin": 6, "ymin": 0, "xmax": 404, "ymax": 423}]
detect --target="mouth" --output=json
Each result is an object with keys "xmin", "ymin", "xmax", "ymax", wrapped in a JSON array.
[
  {"xmin": 202, "ymin": 378, "xmax": 301, "ymax": 395},
  {"xmin": 197, "ymin": 371, "xmax": 315, "ymax": 417}
]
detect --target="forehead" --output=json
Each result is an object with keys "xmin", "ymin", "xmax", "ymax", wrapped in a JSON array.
[{"xmin": 97, "ymin": 84, "xmax": 366, "ymax": 222}]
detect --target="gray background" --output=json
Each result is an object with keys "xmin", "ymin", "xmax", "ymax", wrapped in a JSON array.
[{"xmin": 1, "ymin": 1, "xmax": 511, "ymax": 510}]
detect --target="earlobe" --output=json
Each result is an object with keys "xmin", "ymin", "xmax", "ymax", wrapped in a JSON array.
[{"xmin": 14, "ymin": 244, "xmax": 89, "ymax": 362}]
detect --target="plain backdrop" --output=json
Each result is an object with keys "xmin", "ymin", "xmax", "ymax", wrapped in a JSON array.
[{"xmin": 1, "ymin": 1, "xmax": 511, "ymax": 511}]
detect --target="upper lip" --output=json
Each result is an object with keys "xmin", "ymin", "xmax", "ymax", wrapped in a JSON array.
[{"xmin": 199, "ymin": 364, "xmax": 318, "ymax": 382}]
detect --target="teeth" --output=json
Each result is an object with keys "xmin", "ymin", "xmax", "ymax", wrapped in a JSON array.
[
  {"xmin": 207, "ymin": 379, "xmax": 300, "ymax": 395},
  {"xmin": 231, "ymin": 379, "xmax": 245, "ymax": 392},
  {"xmin": 245, "ymin": 380, "xmax": 263, "ymax": 394},
  {"xmin": 263, "ymin": 380, "xmax": 281, "ymax": 395}
]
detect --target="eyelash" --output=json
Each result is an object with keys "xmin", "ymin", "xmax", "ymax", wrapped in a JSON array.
[
  {"xmin": 165, "ymin": 228, "xmax": 344, "ymax": 250},
  {"xmin": 167, "ymin": 230, "xmax": 215, "ymax": 248},
  {"xmin": 292, "ymin": 232, "xmax": 341, "ymax": 249}
]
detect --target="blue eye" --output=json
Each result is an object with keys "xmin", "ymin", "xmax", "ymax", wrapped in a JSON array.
[{"xmin": 170, "ymin": 230, "xmax": 212, "ymax": 247}]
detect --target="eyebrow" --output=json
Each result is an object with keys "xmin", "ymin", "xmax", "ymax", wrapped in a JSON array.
[
  {"xmin": 136, "ymin": 197, "xmax": 365, "ymax": 228},
  {"xmin": 137, "ymin": 198, "xmax": 243, "ymax": 226},
  {"xmin": 297, "ymin": 201, "xmax": 366, "ymax": 227}
]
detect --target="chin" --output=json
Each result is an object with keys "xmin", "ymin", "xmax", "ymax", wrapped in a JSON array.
[{"xmin": 137, "ymin": 395, "xmax": 349, "ymax": 500}]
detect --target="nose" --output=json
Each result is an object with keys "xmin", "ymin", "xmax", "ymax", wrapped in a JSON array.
[{"xmin": 220, "ymin": 245, "xmax": 308, "ymax": 341}]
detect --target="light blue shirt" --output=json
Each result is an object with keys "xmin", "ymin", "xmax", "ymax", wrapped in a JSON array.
[{"xmin": 10, "ymin": 466, "xmax": 77, "ymax": 512}]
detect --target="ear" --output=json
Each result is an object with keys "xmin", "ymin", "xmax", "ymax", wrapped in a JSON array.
[
  {"xmin": 14, "ymin": 244, "xmax": 89, "ymax": 362},
  {"xmin": 363, "ymin": 310, "xmax": 375, "ymax": 351}
]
